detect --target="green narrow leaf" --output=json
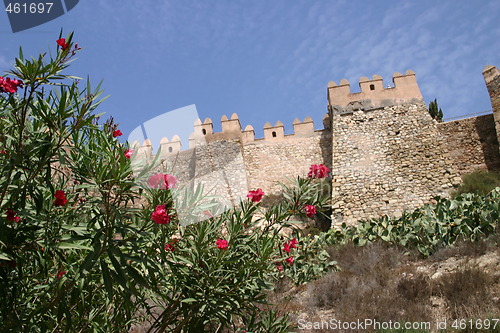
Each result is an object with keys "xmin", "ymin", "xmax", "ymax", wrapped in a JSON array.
[
  {"xmin": 0, "ymin": 253, "xmax": 13, "ymax": 261},
  {"xmin": 107, "ymin": 248, "xmax": 129, "ymax": 290},
  {"xmin": 126, "ymin": 265, "xmax": 150, "ymax": 289},
  {"xmin": 181, "ymin": 298, "xmax": 197, "ymax": 303},
  {"xmin": 100, "ymin": 259, "xmax": 114, "ymax": 300},
  {"xmin": 57, "ymin": 242, "xmax": 92, "ymax": 250}
]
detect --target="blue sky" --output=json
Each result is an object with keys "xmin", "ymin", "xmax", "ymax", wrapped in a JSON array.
[{"xmin": 1, "ymin": 1, "xmax": 499, "ymax": 147}]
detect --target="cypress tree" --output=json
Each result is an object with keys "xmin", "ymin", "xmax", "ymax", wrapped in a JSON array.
[{"xmin": 428, "ymin": 98, "xmax": 444, "ymax": 122}]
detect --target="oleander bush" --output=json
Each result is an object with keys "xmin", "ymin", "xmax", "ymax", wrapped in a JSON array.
[{"xmin": 0, "ymin": 34, "xmax": 336, "ymax": 332}]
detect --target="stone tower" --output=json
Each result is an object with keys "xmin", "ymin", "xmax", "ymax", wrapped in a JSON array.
[
  {"xmin": 482, "ymin": 65, "xmax": 500, "ymax": 154},
  {"xmin": 327, "ymin": 71, "xmax": 458, "ymax": 225}
]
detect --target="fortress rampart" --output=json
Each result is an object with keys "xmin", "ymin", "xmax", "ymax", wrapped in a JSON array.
[
  {"xmin": 132, "ymin": 66, "xmax": 500, "ymax": 226},
  {"xmin": 327, "ymin": 70, "xmax": 423, "ymax": 113},
  {"xmin": 132, "ymin": 114, "xmax": 332, "ymax": 206}
]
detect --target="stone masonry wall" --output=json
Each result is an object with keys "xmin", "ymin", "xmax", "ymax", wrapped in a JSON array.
[
  {"xmin": 330, "ymin": 102, "xmax": 460, "ymax": 225},
  {"xmin": 139, "ymin": 115, "xmax": 334, "ymax": 205},
  {"xmin": 437, "ymin": 114, "xmax": 500, "ymax": 174},
  {"xmin": 483, "ymin": 66, "xmax": 500, "ymax": 154},
  {"xmin": 159, "ymin": 140, "xmax": 248, "ymax": 207},
  {"xmin": 242, "ymin": 131, "xmax": 331, "ymax": 195}
]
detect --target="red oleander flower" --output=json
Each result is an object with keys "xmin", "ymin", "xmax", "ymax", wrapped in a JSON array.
[
  {"xmin": 282, "ymin": 238, "xmax": 298, "ymax": 253},
  {"xmin": 57, "ymin": 270, "xmax": 66, "ymax": 278},
  {"xmin": 285, "ymin": 256, "xmax": 294, "ymax": 265},
  {"xmin": 216, "ymin": 238, "xmax": 228, "ymax": 250},
  {"xmin": 147, "ymin": 173, "xmax": 178, "ymax": 190},
  {"xmin": 11, "ymin": 78, "xmax": 23, "ymax": 89},
  {"xmin": 308, "ymin": 164, "xmax": 330, "ymax": 179},
  {"xmin": 247, "ymin": 188, "xmax": 264, "ymax": 202},
  {"xmin": 124, "ymin": 149, "xmax": 134, "ymax": 159},
  {"xmin": 56, "ymin": 38, "xmax": 69, "ymax": 50},
  {"xmin": 304, "ymin": 205, "xmax": 317, "ymax": 217},
  {"xmin": 0, "ymin": 150, "xmax": 7, "ymax": 155},
  {"xmin": 283, "ymin": 242, "xmax": 291, "ymax": 253},
  {"xmin": 0, "ymin": 76, "xmax": 23, "ymax": 94},
  {"xmin": 54, "ymin": 190, "xmax": 68, "ymax": 206},
  {"xmin": 151, "ymin": 205, "xmax": 170, "ymax": 225},
  {"xmin": 164, "ymin": 239, "xmax": 179, "ymax": 252},
  {"xmin": 276, "ymin": 264, "xmax": 284, "ymax": 272},
  {"xmin": 6, "ymin": 208, "xmax": 20, "ymax": 223},
  {"xmin": 112, "ymin": 129, "xmax": 122, "ymax": 137}
]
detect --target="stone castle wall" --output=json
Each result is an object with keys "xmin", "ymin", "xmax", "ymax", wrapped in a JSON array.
[
  {"xmin": 329, "ymin": 102, "xmax": 460, "ymax": 225},
  {"xmin": 437, "ymin": 114, "xmax": 500, "ymax": 174},
  {"xmin": 483, "ymin": 65, "xmax": 500, "ymax": 153},
  {"xmin": 242, "ymin": 130, "xmax": 331, "ymax": 195},
  {"xmin": 132, "ymin": 66, "xmax": 500, "ymax": 226},
  {"xmin": 137, "ymin": 117, "xmax": 332, "ymax": 206},
  {"xmin": 154, "ymin": 140, "xmax": 249, "ymax": 207}
]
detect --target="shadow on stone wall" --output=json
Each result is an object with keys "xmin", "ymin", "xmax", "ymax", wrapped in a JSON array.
[
  {"xmin": 475, "ymin": 115, "xmax": 500, "ymax": 171},
  {"xmin": 319, "ymin": 129, "xmax": 333, "ymax": 168}
]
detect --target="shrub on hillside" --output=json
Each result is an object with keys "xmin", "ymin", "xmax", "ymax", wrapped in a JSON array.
[
  {"xmin": 326, "ymin": 189, "xmax": 499, "ymax": 257},
  {"xmin": 452, "ymin": 170, "xmax": 500, "ymax": 198}
]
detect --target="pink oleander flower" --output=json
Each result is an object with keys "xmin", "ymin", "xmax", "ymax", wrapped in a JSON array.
[
  {"xmin": 124, "ymin": 149, "xmax": 134, "ymax": 159},
  {"xmin": 56, "ymin": 38, "xmax": 69, "ymax": 50},
  {"xmin": 308, "ymin": 164, "xmax": 330, "ymax": 179},
  {"xmin": 247, "ymin": 188, "xmax": 264, "ymax": 202},
  {"xmin": 147, "ymin": 173, "xmax": 178, "ymax": 190},
  {"xmin": 151, "ymin": 205, "xmax": 171, "ymax": 225},
  {"xmin": 164, "ymin": 174, "xmax": 178, "ymax": 189},
  {"xmin": 6, "ymin": 208, "xmax": 20, "ymax": 223},
  {"xmin": 285, "ymin": 256, "xmax": 294, "ymax": 265},
  {"xmin": 202, "ymin": 210, "xmax": 214, "ymax": 218},
  {"xmin": 54, "ymin": 190, "xmax": 68, "ymax": 207},
  {"xmin": 216, "ymin": 238, "xmax": 228, "ymax": 250},
  {"xmin": 112, "ymin": 129, "xmax": 122, "ymax": 137},
  {"xmin": 304, "ymin": 205, "xmax": 317, "ymax": 217}
]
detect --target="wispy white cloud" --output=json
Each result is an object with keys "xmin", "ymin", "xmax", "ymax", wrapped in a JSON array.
[
  {"xmin": 270, "ymin": 0, "xmax": 499, "ymax": 121},
  {"xmin": 0, "ymin": 56, "xmax": 10, "ymax": 70},
  {"xmin": 54, "ymin": 0, "xmax": 500, "ymax": 133}
]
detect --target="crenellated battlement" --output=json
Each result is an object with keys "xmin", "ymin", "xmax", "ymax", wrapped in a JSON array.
[
  {"xmin": 327, "ymin": 70, "xmax": 423, "ymax": 115},
  {"xmin": 130, "ymin": 113, "xmax": 328, "ymax": 154}
]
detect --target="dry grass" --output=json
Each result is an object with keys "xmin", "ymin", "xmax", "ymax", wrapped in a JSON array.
[
  {"xmin": 268, "ymin": 238, "xmax": 500, "ymax": 333},
  {"xmin": 309, "ymin": 243, "xmax": 432, "ymax": 324},
  {"xmin": 433, "ymin": 265, "xmax": 497, "ymax": 320}
]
